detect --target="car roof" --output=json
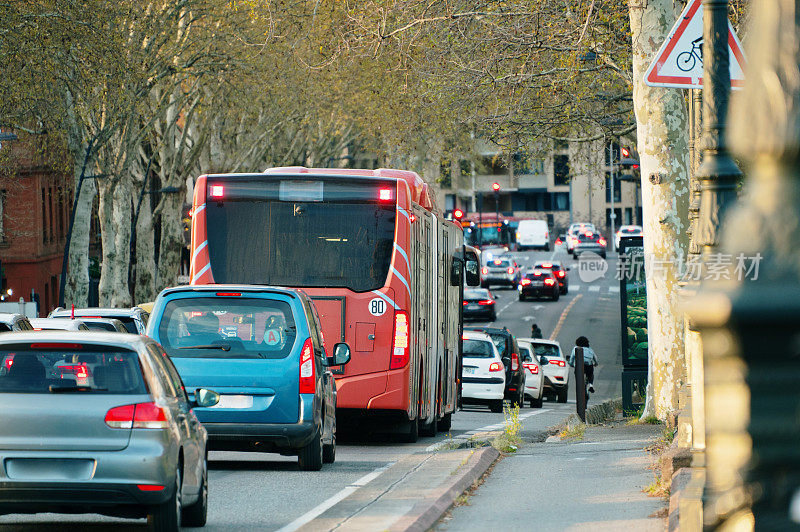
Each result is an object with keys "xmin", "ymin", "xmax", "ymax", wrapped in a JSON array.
[
  {"xmin": 0, "ymin": 312, "xmax": 25, "ymax": 325},
  {"xmin": 470, "ymin": 326, "xmax": 512, "ymax": 337},
  {"xmin": 463, "ymin": 331, "xmax": 493, "ymax": 342},
  {"xmin": 0, "ymin": 331, "xmax": 146, "ymax": 349},
  {"xmin": 51, "ymin": 307, "xmax": 144, "ymax": 318},
  {"xmin": 518, "ymin": 337, "xmax": 563, "ymax": 349},
  {"xmin": 157, "ymin": 284, "xmax": 300, "ymax": 299},
  {"xmin": 30, "ymin": 318, "xmax": 91, "ymax": 330}
]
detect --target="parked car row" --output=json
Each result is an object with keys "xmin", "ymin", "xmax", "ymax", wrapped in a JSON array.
[{"xmin": 0, "ymin": 284, "xmax": 354, "ymax": 531}]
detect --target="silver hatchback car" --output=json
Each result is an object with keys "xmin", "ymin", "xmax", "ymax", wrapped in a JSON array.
[{"xmin": 0, "ymin": 332, "xmax": 219, "ymax": 531}]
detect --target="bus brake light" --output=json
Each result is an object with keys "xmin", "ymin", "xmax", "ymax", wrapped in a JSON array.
[
  {"xmin": 390, "ymin": 311, "xmax": 409, "ymax": 370},
  {"xmin": 210, "ymin": 185, "xmax": 224, "ymax": 198}
]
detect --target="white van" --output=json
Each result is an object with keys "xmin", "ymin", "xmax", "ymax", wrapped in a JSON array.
[{"xmin": 516, "ymin": 219, "xmax": 550, "ymax": 251}]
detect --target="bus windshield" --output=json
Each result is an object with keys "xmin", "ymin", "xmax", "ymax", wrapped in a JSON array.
[{"xmin": 205, "ymin": 176, "xmax": 396, "ymax": 292}]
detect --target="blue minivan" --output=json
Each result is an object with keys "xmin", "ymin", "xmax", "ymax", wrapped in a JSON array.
[{"xmin": 146, "ymin": 285, "xmax": 351, "ymax": 471}]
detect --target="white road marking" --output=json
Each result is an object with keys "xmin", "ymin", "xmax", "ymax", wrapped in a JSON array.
[
  {"xmin": 588, "ymin": 285, "xmax": 600, "ymax": 292},
  {"xmin": 275, "ymin": 462, "xmax": 395, "ymax": 532},
  {"xmin": 571, "ymin": 285, "xmax": 581, "ymax": 291},
  {"xmin": 609, "ymin": 286, "xmax": 620, "ymax": 293}
]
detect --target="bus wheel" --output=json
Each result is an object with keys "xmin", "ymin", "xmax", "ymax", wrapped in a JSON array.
[
  {"xmin": 419, "ymin": 417, "xmax": 437, "ymax": 437},
  {"xmin": 399, "ymin": 419, "xmax": 418, "ymax": 443},
  {"xmin": 437, "ymin": 413, "xmax": 452, "ymax": 432}
]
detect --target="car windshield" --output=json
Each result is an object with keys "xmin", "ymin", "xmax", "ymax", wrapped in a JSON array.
[
  {"xmin": 622, "ymin": 228, "xmax": 640, "ymax": 234},
  {"xmin": 463, "ymin": 339, "xmax": 494, "ymax": 358},
  {"xmin": 0, "ymin": 346, "xmax": 146, "ymax": 394},
  {"xmin": 519, "ymin": 345, "xmax": 534, "ymax": 362},
  {"xmin": 485, "ymin": 332, "xmax": 507, "ymax": 356},
  {"xmin": 157, "ymin": 296, "xmax": 297, "ymax": 359},
  {"xmin": 579, "ymin": 233, "xmax": 598, "ymax": 242},
  {"xmin": 526, "ymin": 270, "xmax": 549, "ymax": 279},
  {"xmin": 532, "ymin": 343, "xmax": 561, "ymax": 358},
  {"xmin": 465, "ymin": 289, "xmax": 490, "ymax": 299},
  {"xmin": 84, "ymin": 322, "xmax": 119, "ymax": 332}
]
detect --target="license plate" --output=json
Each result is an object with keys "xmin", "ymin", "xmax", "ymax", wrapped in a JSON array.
[
  {"xmin": 467, "ymin": 304, "xmax": 479, "ymax": 309},
  {"xmin": 210, "ymin": 395, "xmax": 254, "ymax": 409},
  {"xmin": 532, "ymin": 282, "xmax": 544, "ymax": 287},
  {"xmin": 464, "ymin": 367, "xmax": 476, "ymax": 375}
]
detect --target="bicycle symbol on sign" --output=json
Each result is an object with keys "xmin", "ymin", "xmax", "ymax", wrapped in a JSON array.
[{"xmin": 677, "ymin": 37, "xmax": 703, "ymax": 72}]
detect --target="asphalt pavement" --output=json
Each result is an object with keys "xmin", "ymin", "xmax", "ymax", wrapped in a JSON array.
[{"xmin": 0, "ymin": 245, "xmax": 625, "ymax": 531}]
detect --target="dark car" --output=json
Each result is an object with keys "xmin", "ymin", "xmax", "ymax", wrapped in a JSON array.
[
  {"xmin": 518, "ymin": 269, "xmax": 560, "ymax": 301},
  {"xmin": 0, "ymin": 332, "xmax": 219, "ymax": 530},
  {"xmin": 468, "ymin": 326, "xmax": 525, "ymax": 408},
  {"xmin": 533, "ymin": 261, "xmax": 569, "ymax": 294},
  {"xmin": 463, "ymin": 288, "xmax": 497, "ymax": 321},
  {"xmin": 147, "ymin": 285, "xmax": 351, "ymax": 471},
  {"xmin": 573, "ymin": 231, "xmax": 607, "ymax": 259}
]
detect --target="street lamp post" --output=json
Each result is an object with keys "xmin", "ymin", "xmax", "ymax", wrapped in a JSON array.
[{"xmin": 492, "ymin": 182, "xmax": 500, "ymax": 244}]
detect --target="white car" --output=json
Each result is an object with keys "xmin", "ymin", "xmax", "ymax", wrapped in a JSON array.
[
  {"xmin": 518, "ymin": 340, "xmax": 544, "ymax": 408},
  {"xmin": 566, "ymin": 222, "xmax": 596, "ymax": 254},
  {"xmin": 461, "ymin": 331, "xmax": 506, "ymax": 413},
  {"xmin": 516, "ymin": 219, "xmax": 550, "ymax": 251},
  {"xmin": 520, "ymin": 338, "xmax": 569, "ymax": 403},
  {"xmin": 615, "ymin": 225, "xmax": 643, "ymax": 250}
]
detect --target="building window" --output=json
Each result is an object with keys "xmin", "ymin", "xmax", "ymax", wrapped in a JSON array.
[
  {"xmin": 554, "ymin": 139, "xmax": 569, "ymax": 151},
  {"xmin": 0, "ymin": 189, "xmax": 5, "ymax": 243},
  {"xmin": 513, "ymin": 153, "xmax": 545, "ymax": 175},
  {"xmin": 606, "ymin": 208, "xmax": 622, "ymax": 233},
  {"xmin": 41, "ymin": 187, "xmax": 48, "ymax": 243},
  {"xmin": 553, "ymin": 192, "xmax": 570, "ymax": 211},
  {"xmin": 605, "ymin": 172, "xmax": 622, "ymax": 202},
  {"xmin": 475, "ymin": 154, "xmax": 508, "ymax": 176},
  {"xmin": 554, "ymin": 155, "xmax": 570, "ymax": 186},
  {"xmin": 459, "ymin": 159, "xmax": 471, "ymax": 179},
  {"xmin": 49, "ymin": 186, "xmax": 55, "ymax": 242},
  {"xmin": 625, "ymin": 207, "xmax": 633, "ymax": 225},
  {"xmin": 438, "ymin": 159, "xmax": 452, "ymax": 188}
]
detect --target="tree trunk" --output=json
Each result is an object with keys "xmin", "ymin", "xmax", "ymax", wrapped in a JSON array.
[
  {"xmin": 64, "ymin": 160, "xmax": 96, "ymax": 308},
  {"xmin": 134, "ymin": 189, "xmax": 157, "ymax": 304},
  {"xmin": 97, "ymin": 178, "xmax": 133, "ymax": 308},
  {"xmin": 156, "ymin": 189, "xmax": 186, "ymax": 291},
  {"xmin": 629, "ymin": 0, "xmax": 690, "ymax": 420}
]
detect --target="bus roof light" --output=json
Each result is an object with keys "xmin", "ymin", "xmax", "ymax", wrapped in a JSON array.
[{"xmin": 210, "ymin": 185, "xmax": 224, "ymax": 198}]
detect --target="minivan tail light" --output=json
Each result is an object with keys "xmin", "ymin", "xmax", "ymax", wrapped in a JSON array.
[
  {"xmin": 390, "ymin": 311, "xmax": 410, "ymax": 369},
  {"xmin": 511, "ymin": 352, "xmax": 519, "ymax": 371},
  {"xmin": 299, "ymin": 338, "xmax": 315, "ymax": 394},
  {"xmin": 489, "ymin": 362, "xmax": 502, "ymax": 372},
  {"xmin": 215, "ymin": 292, "xmax": 241, "ymax": 296}
]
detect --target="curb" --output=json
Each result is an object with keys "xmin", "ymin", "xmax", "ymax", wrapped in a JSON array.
[
  {"xmin": 549, "ymin": 397, "xmax": 623, "ymax": 437},
  {"xmin": 388, "ymin": 446, "xmax": 501, "ymax": 532}
]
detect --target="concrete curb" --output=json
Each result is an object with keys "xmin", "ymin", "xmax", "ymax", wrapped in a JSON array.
[
  {"xmin": 550, "ymin": 397, "xmax": 623, "ymax": 434},
  {"xmin": 388, "ymin": 446, "xmax": 501, "ymax": 532}
]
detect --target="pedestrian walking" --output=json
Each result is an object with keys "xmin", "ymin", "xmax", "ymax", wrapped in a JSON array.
[
  {"xmin": 530, "ymin": 323, "xmax": 543, "ymax": 339},
  {"xmin": 568, "ymin": 336, "xmax": 598, "ymax": 393}
]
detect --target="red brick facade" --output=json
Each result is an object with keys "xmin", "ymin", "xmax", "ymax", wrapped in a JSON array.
[{"xmin": 0, "ymin": 140, "xmax": 71, "ymax": 316}]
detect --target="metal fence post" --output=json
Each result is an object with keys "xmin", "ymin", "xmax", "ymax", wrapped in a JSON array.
[{"xmin": 575, "ymin": 347, "xmax": 586, "ymax": 422}]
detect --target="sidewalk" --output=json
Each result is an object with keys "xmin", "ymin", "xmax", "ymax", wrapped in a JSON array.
[{"xmin": 436, "ymin": 421, "xmax": 667, "ymax": 532}]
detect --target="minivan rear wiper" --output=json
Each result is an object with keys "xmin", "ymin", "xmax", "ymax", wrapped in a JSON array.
[
  {"xmin": 49, "ymin": 384, "xmax": 107, "ymax": 393},
  {"xmin": 176, "ymin": 344, "xmax": 231, "ymax": 351}
]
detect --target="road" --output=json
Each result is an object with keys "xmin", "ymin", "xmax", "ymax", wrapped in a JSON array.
[{"xmin": 0, "ymin": 246, "xmax": 622, "ymax": 531}]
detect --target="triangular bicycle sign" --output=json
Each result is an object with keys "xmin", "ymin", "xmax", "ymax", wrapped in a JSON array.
[{"xmin": 645, "ymin": 0, "xmax": 746, "ymax": 90}]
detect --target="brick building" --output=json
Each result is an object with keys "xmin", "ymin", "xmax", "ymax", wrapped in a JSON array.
[{"xmin": 0, "ymin": 137, "xmax": 72, "ymax": 316}]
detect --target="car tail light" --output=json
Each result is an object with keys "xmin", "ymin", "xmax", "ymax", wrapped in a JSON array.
[
  {"xmin": 520, "ymin": 279, "xmax": 531, "ymax": 286},
  {"xmin": 137, "ymin": 484, "xmax": 166, "ymax": 492},
  {"xmin": 390, "ymin": 311, "xmax": 409, "ymax": 369},
  {"xmin": 507, "ymin": 267, "xmax": 514, "ymax": 274},
  {"xmin": 556, "ymin": 270, "xmax": 566, "ymax": 278},
  {"xmin": 478, "ymin": 299, "xmax": 494, "ymax": 305},
  {"xmin": 60, "ymin": 364, "xmax": 92, "ymax": 384},
  {"xmin": 482, "ymin": 267, "xmax": 488, "ymax": 275},
  {"xmin": 511, "ymin": 352, "xmax": 519, "ymax": 371},
  {"xmin": 105, "ymin": 402, "xmax": 168, "ymax": 429},
  {"xmin": 523, "ymin": 363, "xmax": 539, "ymax": 374},
  {"xmin": 30, "ymin": 343, "xmax": 82, "ymax": 349},
  {"xmin": 555, "ymin": 238, "xmax": 562, "ymax": 244},
  {"xmin": 533, "ymin": 272, "xmax": 541, "ymax": 277},
  {"xmin": 210, "ymin": 185, "xmax": 224, "ymax": 198},
  {"xmin": 3, "ymin": 355, "xmax": 13, "ymax": 370},
  {"xmin": 544, "ymin": 278, "xmax": 556, "ymax": 286},
  {"xmin": 298, "ymin": 338, "xmax": 315, "ymax": 393},
  {"xmin": 215, "ymin": 292, "xmax": 241, "ymax": 296},
  {"xmin": 379, "ymin": 188, "xmax": 393, "ymax": 201},
  {"xmin": 489, "ymin": 362, "xmax": 502, "ymax": 372},
  {"xmin": 462, "ymin": 301, "xmax": 469, "ymax": 306},
  {"xmin": 598, "ymin": 238, "xmax": 607, "ymax": 246},
  {"xmin": 550, "ymin": 359, "xmax": 566, "ymax": 367},
  {"xmin": 542, "ymin": 263, "xmax": 552, "ymax": 268}
]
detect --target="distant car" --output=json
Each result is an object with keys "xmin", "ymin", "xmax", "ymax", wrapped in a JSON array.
[
  {"xmin": 516, "ymin": 219, "xmax": 550, "ymax": 251},
  {"xmin": 523, "ymin": 338, "xmax": 569, "ymax": 403},
  {"xmin": 0, "ymin": 313, "xmax": 33, "ymax": 332},
  {"xmin": 554, "ymin": 233, "xmax": 568, "ymax": 248},
  {"xmin": 518, "ymin": 269, "xmax": 560, "ymax": 301},
  {"xmin": 615, "ymin": 225, "xmax": 643, "ymax": 250},
  {"xmin": 518, "ymin": 340, "xmax": 544, "ymax": 408},
  {"xmin": 533, "ymin": 261, "xmax": 569, "ymax": 294},
  {"xmin": 460, "ymin": 331, "xmax": 506, "ymax": 413},
  {"xmin": 468, "ymin": 326, "xmax": 525, "ymax": 408},
  {"xmin": 0, "ymin": 331, "xmax": 218, "ymax": 530},
  {"xmin": 573, "ymin": 231, "xmax": 607, "ymax": 259},
  {"xmin": 29, "ymin": 318, "xmax": 91, "ymax": 331},
  {"xmin": 49, "ymin": 307, "xmax": 150, "ymax": 334},
  {"xmin": 480, "ymin": 246, "xmax": 508, "ymax": 261},
  {"xmin": 147, "ymin": 285, "xmax": 351, "ymax": 471},
  {"xmin": 481, "ymin": 257, "xmax": 521, "ymax": 289},
  {"xmin": 463, "ymin": 288, "xmax": 497, "ymax": 321},
  {"xmin": 566, "ymin": 222, "xmax": 596, "ymax": 253},
  {"xmin": 75, "ymin": 317, "xmax": 129, "ymax": 333}
]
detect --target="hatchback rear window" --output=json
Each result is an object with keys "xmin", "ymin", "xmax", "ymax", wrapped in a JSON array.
[
  {"xmin": 0, "ymin": 345, "xmax": 146, "ymax": 394},
  {"xmin": 490, "ymin": 260, "xmax": 511, "ymax": 268},
  {"xmin": 484, "ymin": 332, "xmax": 507, "ymax": 356},
  {"xmin": 158, "ymin": 296, "xmax": 297, "ymax": 359},
  {"xmin": 532, "ymin": 344, "xmax": 561, "ymax": 358},
  {"xmin": 463, "ymin": 339, "xmax": 494, "ymax": 358}
]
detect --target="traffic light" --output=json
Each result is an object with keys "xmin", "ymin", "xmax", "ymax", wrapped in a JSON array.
[
  {"xmin": 492, "ymin": 182, "xmax": 500, "ymax": 192},
  {"xmin": 619, "ymin": 146, "xmax": 640, "ymax": 181},
  {"xmin": 453, "ymin": 208, "xmax": 464, "ymax": 221}
]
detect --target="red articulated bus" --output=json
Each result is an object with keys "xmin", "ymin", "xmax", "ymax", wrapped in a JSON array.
[{"xmin": 188, "ymin": 167, "xmax": 477, "ymax": 441}]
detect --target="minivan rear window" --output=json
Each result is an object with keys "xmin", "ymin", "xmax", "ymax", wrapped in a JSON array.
[
  {"xmin": 0, "ymin": 345, "xmax": 146, "ymax": 394},
  {"xmin": 158, "ymin": 296, "xmax": 297, "ymax": 359},
  {"xmin": 463, "ymin": 339, "xmax": 494, "ymax": 358}
]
